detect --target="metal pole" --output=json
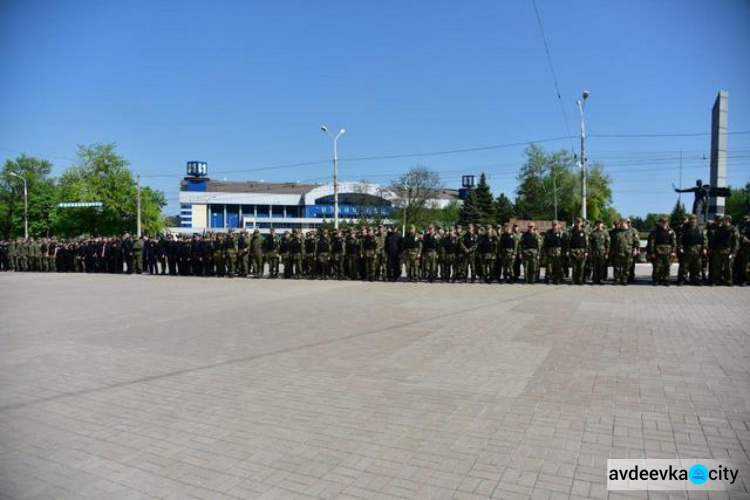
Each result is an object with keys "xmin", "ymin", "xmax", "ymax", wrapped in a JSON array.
[
  {"xmin": 333, "ymin": 135, "xmax": 339, "ymax": 230},
  {"xmin": 577, "ymin": 91, "xmax": 589, "ymax": 221},
  {"xmin": 580, "ymin": 107, "xmax": 587, "ymax": 221},
  {"xmin": 136, "ymin": 172, "xmax": 142, "ymax": 237},
  {"xmin": 22, "ymin": 177, "xmax": 28, "ymax": 239}
]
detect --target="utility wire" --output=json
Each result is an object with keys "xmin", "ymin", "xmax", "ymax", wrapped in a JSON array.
[{"xmin": 530, "ymin": 0, "xmax": 576, "ymax": 152}]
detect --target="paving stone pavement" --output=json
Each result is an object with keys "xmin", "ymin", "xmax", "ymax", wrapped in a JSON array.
[{"xmin": 0, "ymin": 272, "xmax": 749, "ymax": 500}]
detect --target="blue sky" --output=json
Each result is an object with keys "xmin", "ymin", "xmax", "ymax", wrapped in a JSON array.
[{"xmin": 1, "ymin": 0, "xmax": 748, "ymax": 217}]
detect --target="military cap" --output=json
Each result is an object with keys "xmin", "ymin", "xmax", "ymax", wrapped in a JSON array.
[
  {"xmin": 551, "ymin": 220, "xmax": 559, "ymax": 225},
  {"xmin": 715, "ymin": 214, "xmax": 724, "ymax": 221},
  {"xmin": 725, "ymin": 215, "xmax": 732, "ymax": 222},
  {"xmin": 689, "ymin": 214, "xmax": 698, "ymax": 220},
  {"xmin": 658, "ymin": 216, "xmax": 668, "ymax": 223},
  {"xmin": 595, "ymin": 220, "xmax": 603, "ymax": 225},
  {"xmin": 575, "ymin": 217, "xmax": 583, "ymax": 223},
  {"xmin": 528, "ymin": 222, "xmax": 535, "ymax": 227}
]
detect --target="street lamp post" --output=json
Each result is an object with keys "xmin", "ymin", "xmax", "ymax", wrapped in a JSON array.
[
  {"xmin": 576, "ymin": 90, "xmax": 589, "ymax": 221},
  {"xmin": 9, "ymin": 171, "xmax": 28, "ymax": 239},
  {"xmin": 321, "ymin": 125, "xmax": 346, "ymax": 230}
]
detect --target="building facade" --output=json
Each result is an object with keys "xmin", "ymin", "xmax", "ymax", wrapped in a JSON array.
[{"xmin": 177, "ymin": 162, "xmax": 458, "ymax": 233}]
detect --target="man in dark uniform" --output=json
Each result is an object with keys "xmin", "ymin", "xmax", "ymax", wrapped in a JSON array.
[
  {"xmin": 316, "ymin": 229, "xmax": 332, "ymax": 280},
  {"xmin": 543, "ymin": 221, "xmax": 565, "ymax": 284},
  {"xmin": 385, "ymin": 226, "xmax": 402, "ymax": 282},
  {"xmin": 566, "ymin": 218, "xmax": 589, "ymax": 285},
  {"xmin": 122, "ymin": 233, "xmax": 135, "ymax": 274},
  {"xmin": 331, "ymin": 230, "xmax": 345, "ymax": 280}
]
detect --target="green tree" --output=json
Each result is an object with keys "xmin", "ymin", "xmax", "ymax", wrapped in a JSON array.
[
  {"xmin": 439, "ymin": 200, "xmax": 461, "ymax": 227},
  {"xmin": 515, "ymin": 144, "xmax": 614, "ymax": 223},
  {"xmin": 495, "ymin": 192, "xmax": 515, "ymax": 224},
  {"xmin": 459, "ymin": 189, "xmax": 482, "ymax": 226},
  {"xmin": 475, "ymin": 172, "xmax": 496, "ymax": 225},
  {"xmin": 0, "ymin": 155, "xmax": 57, "ymax": 239},
  {"xmin": 51, "ymin": 143, "xmax": 166, "ymax": 236},
  {"xmin": 726, "ymin": 182, "xmax": 750, "ymax": 223},
  {"xmin": 669, "ymin": 199, "xmax": 687, "ymax": 228}
]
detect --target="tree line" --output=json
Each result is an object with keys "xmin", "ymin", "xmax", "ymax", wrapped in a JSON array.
[{"xmin": 0, "ymin": 143, "xmax": 166, "ymax": 239}]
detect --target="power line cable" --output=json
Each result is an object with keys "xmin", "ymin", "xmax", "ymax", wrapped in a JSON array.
[{"xmin": 529, "ymin": 0, "xmax": 576, "ymax": 152}]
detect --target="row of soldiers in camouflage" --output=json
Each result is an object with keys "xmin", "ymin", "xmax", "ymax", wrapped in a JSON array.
[{"xmin": 1, "ymin": 214, "xmax": 748, "ymax": 285}]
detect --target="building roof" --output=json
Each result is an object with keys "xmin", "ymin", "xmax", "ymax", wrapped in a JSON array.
[{"xmin": 205, "ymin": 180, "xmax": 321, "ymax": 194}]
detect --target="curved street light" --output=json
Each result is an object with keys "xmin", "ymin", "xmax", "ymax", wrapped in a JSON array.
[
  {"xmin": 576, "ymin": 90, "xmax": 589, "ymax": 221},
  {"xmin": 320, "ymin": 126, "xmax": 346, "ymax": 229}
]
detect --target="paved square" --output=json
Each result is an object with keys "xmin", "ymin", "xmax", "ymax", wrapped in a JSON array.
[{"xmin": 1, "ymin": 273, "xmax": 749, "ymax": 499}]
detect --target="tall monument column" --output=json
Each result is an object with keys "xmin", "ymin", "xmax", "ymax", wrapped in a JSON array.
[{"xmin": 709, "ymin": 90, "xmax": 729, "ymax": 218}]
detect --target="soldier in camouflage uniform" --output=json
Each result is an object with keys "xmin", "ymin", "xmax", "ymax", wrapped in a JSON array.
[
  {"xmin": 737, "ymin": 215, "xmax": 750, "ymax": 286},
  {"xmin": 588, "ymin": 221, "xmax": 610, "ymax": 285},
  {"xmin": 262, "ymin": 229, "xmax": 280, "ymax": 278},
  {"xmin": 519, "ymin": 223, "xmax": 541, "ymax": 284},
  {"xmin": 566, "ymin": 218, "xmax": 589, "ymax": 285},
  {"xmin": 316, "ymin": 229, "xmax": 332, "ymax": 280},
  {"xmin": 401, "ymin": 225, "xmax": 420, "ymax": 282},
  {"xmin": 647, "ymin": 217, "xmax": 677, "ymax": 286},
  {"xmin": 677, "ymin": 214, "xmax": 706, "ymax": 286},
  {"xmin": 543, "ymin": 221, "xmax": 565, "ymax": 284},
  {"xmin": 626, "ymin": 217, "xmax": 640, "ymax": 283},
  {"xmin": 497, "ymin": 223, "xmax": 517, "ymax": 283},
  {"xmin": 331, "ymin": 230, "xmax": 346, "ymax": 280},
  {"xmin": 709, "ymin": 215, "xmax": 739, "ymax": 286},
  {"xmin": 477, "ymin": 226, "xmax": 497, "ymax": 283},
  {"xmin": 610, "ymin": 219, "xmax": 635, "ymax": 285},
  {"xmin": 421, "ymin": 226, "xmax": 439, "ymax": 283},
  {"xmin": 459, "ymin": 224, "xmax": 478, "ymax": 282}
]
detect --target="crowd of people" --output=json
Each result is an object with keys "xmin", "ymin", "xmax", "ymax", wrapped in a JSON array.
[{"xmin": 1, "ymin": 214, "xmax": 748, "ymax": 286}]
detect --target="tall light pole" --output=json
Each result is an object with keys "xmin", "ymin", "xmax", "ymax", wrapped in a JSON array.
[
  {"xmin": 576, "ymin": 90, "xmax": 589, "ymax": 221},
  {"xmin": 9, "ymin": 171, "xmax": 28, "ymax": 239},
  {"xmin": 320, "ymin": 125, "xmax": 346, "ymax": 229}
]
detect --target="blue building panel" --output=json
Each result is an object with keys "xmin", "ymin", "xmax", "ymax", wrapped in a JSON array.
[{"xmin": 185, "ymin": 179, "xmax": 207, "ymax": 192}]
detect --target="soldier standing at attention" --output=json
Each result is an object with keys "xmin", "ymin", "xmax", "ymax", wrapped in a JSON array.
[
  {"xmin": 441, "ymin": 228, "xmax": 458, "ymax": 283},
  {"xmin": 225, "ymin": 230, "xmax": 239, "ymax": 278},
  {"xmin": 402, "ymin": 225, "xmax": 420, "ymax": 282},
  {"xmin": 610, "ymin": 219, "xmax": 635, "ymax": 285},
  {"xmin": 511, "ymin": 224, "xmax": 522, "ymax": 281},
  {"xmin": 737, "ymin": 215, "xmax": 750, "ymax": 286},
  {"xmin": 263, "ymin": 228, "xmax": 280, "ymax": 278},
  {"xmin": 677, "ymin": 214, "xmax": 706, "ymax": 286},
  {"xmin": 421, "ymin": 226, "xmax": 439, "ymax": 283},
  {"xmin": 249, "ymin": 229, "xmax": 263, "ymax": 278},
  {"xmin": 122, "ymin": 233, "xmax": 135, "ymax": 274},
  {"xmin": 710, "ymin": 215, "xmax": 738, "ymax": 286},
  {"xmin": 375, "ymin": 225, "xmax": 386, "ymax": 281},
  {"xmin": 647, "ymin": 217, "xmax": 677, "ymax": 286},
  {"xmin": 316, "ymin": 229, "xmax": 332, "ymax": 280},
  {"xmin": 385, "ymin": 226, "xmax": 402, "ymax": 281},
  {"xmin": 360, "ymin": 228, "xmax": 377, "ymax": 281},
  {"xmin": 626, "ymin": 218, "xmax": 640, "ymax": 283},
  {"xmin": 304, "ymin": 231, "xmax": 317, "ymax": 279},
  {"xmin": 237, "ymin": 231, "xmax": 249, "ymax": 277},
  {"xmin": 543, "ymin": 221, "xmax": 565, "ymax": 284},
  {"xmin": 344, "ymin": 229, "xmax": 360, "ymax": 280},
  {"xmin": 590, "ymin": 221, "xmax": 610, "ymax": 285},
  {"xmin": 478, "ymin": 226, "xmax": 497, "ymax": 283},
  {"xmin": 459, "ymin": 224, "xmax": 478, "ymax": 283},
  {"xmin": 566, "ymin": 218, "xmax": 589, "ymax": 285},
  {"xmin": 520, "ymin": 223, "xmax": 540, "ymax": 284},
  {"xmin": 279, "ymin": 231, "xmax": 292, "ymax": 279},
  {"xmin": 288, "ymin": 230, "xmax": 303, "ymax": 279},
  {"xmin": 331, "ymin": 230, "xmax": 345, "ymax": 280},
  {"xmin": 497, "ymin": 223, "xmax": 517, "ymax": 284}
]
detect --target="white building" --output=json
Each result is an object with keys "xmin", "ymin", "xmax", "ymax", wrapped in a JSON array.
[{"xmin": 177, "ymin": 162, "xmax": 459, "ymax": 233}]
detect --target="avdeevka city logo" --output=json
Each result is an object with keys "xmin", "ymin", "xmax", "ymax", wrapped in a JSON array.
[{"xmin": 689, "ymin": 464, "xmax": 709, "ymax": 485}]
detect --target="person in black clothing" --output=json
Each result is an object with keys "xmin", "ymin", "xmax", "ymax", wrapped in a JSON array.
[
  {"xmin": 122, "ymin": 233, "xmax": 135, "ymax": 274},
  {"xmin": 385, "ymin": 226, "xmax": 402, "ymax": 282}
]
